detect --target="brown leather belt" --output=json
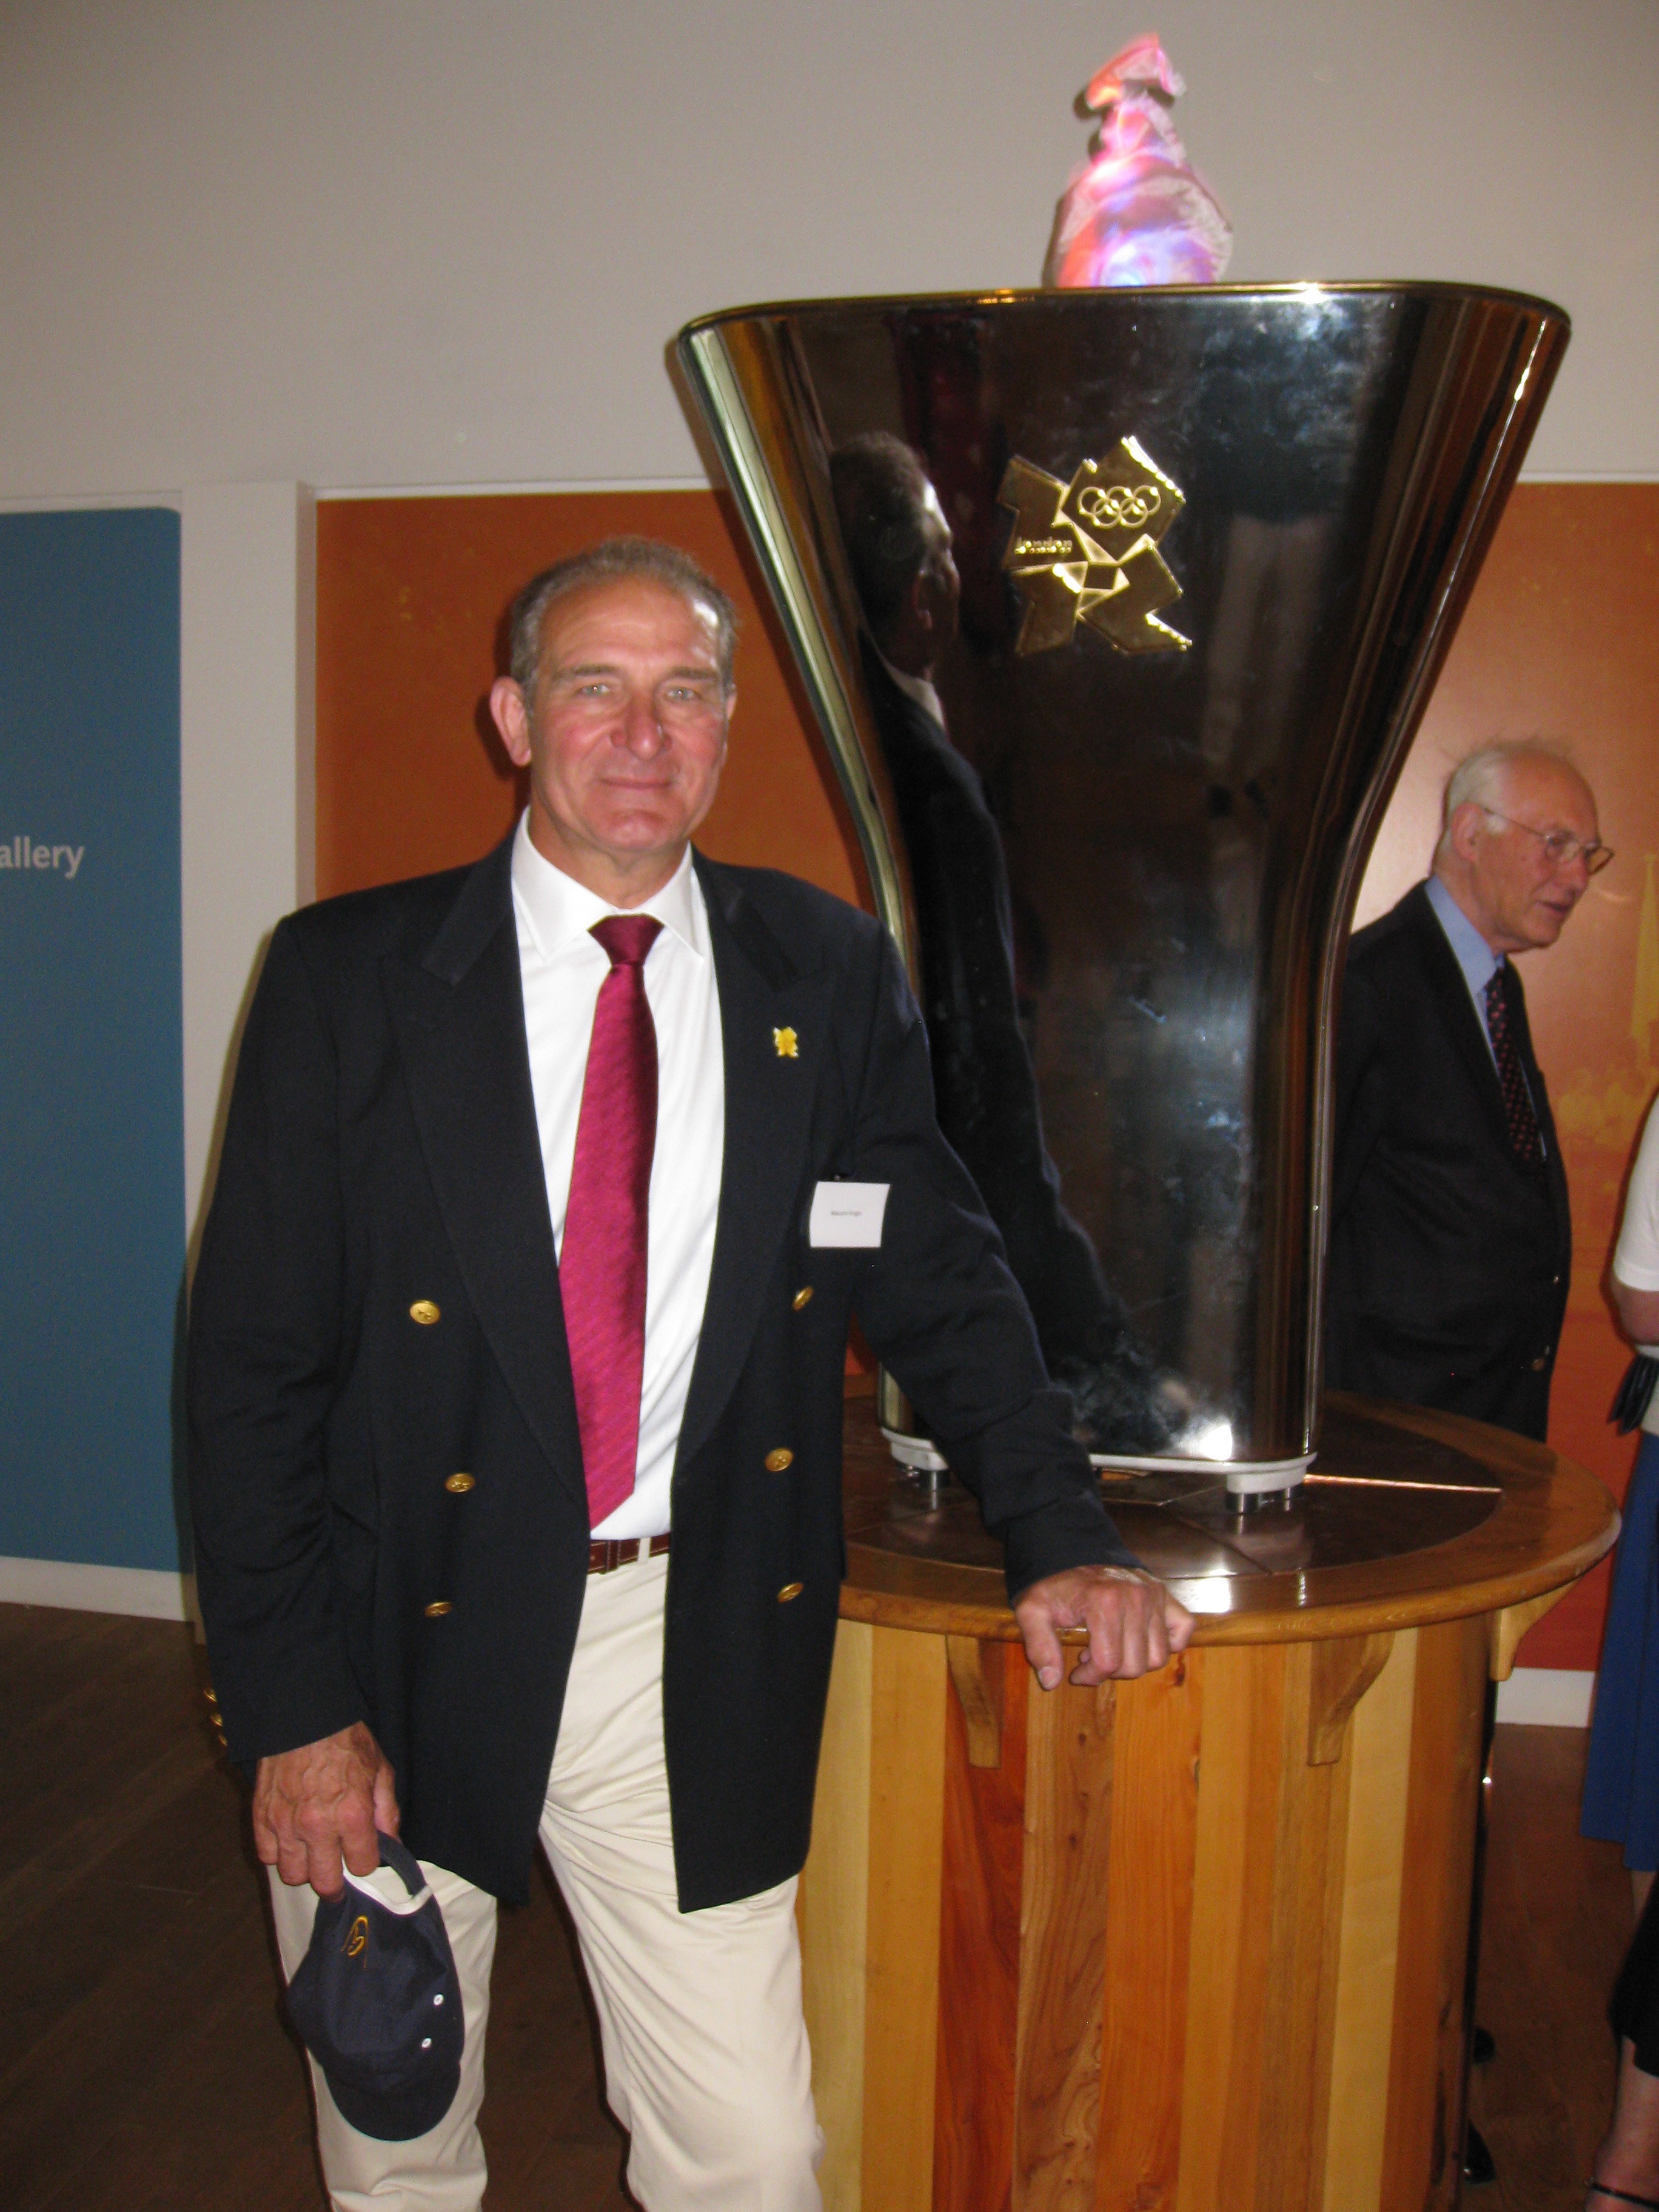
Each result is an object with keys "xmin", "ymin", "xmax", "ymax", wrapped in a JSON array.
[{"xmin": 588, "ymin": 1533, "xmax": 672, "ymax": 1575}]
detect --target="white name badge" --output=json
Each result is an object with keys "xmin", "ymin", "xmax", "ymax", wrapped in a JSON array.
[{"xmin": 809, "ymin": 1181, "xmax": 890, "ymax": 1248}]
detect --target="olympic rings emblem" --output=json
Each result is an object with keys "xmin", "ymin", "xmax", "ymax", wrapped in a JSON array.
[{"xmin": 1075, "ymin": 483, "xmax": 1161, "ymax": 530}]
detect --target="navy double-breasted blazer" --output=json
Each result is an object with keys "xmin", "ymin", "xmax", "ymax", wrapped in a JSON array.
[{"xmin": 188, "ymin": 842, "xmax": 1134, "ymax": 1909}]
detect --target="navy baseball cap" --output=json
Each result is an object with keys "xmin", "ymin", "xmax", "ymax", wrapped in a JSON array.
[{"xmin": 284, "ymin": 1832, "xmax": 463, "ymax": 2142}]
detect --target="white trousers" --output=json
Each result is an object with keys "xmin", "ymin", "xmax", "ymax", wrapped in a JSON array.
[{"xmin": 269, "ymin": 1551, "xmax": 824, "ymax": 2211}]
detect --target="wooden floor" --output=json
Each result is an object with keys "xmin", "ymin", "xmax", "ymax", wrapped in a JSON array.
[
  {"xmin": 1472, "ymin": 1715, "xmax": 1632, "ymax": 2208},
  {"xmin": 0, "ymin": 1603, "xmax": 1631, "ymax": 2210}
]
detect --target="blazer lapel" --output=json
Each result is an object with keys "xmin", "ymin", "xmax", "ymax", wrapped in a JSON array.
[
  {"xmin": 677, "ymin": 856, "xmax": 836, "ymax": 1469},
  {"xmin": 1504, "ymin": 959, "xmax": 1574, "ymax": 1243},
  {"xmin": 380, "ymin": 843, "xmax": 586, "ymax": 1508}
]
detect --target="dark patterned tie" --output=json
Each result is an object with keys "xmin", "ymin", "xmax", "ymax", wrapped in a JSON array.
[
  {"xmin": 1484, "ymin": 965, "xmax": 1543, "ymax": 1168},
  {"xmin": 560, "ymin": 914, "xmax": 663, "ymax": 1527}
]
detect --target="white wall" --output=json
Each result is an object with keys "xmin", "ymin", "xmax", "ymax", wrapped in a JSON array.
[{"xmin": 2, "ymin": 0, "xmax": 1655, "ymax": 499}]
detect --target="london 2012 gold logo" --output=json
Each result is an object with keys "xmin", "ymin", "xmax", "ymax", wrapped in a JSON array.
[{"xmin": 998, "ymin": 438, "xmax": 1189, "ymax": 656}]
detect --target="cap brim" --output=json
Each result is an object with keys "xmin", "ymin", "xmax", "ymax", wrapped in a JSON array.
[{"xmin": 321, "ymin": 2063, "xmax": 461, "ymax": 2143}]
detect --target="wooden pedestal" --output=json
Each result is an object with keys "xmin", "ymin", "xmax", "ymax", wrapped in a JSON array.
[{"xmin": 800, "ymin": 1395, "xmax": 1617, "ymax": 2212}]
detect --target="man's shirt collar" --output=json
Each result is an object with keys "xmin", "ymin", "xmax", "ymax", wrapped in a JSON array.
[
  {"xmin": 510, "ymin": 813, "xmax": 706, "ymax": 963},
  {"xmin": 1426, "ymin": 871, "xmax": 1502, "ymax": 999}
]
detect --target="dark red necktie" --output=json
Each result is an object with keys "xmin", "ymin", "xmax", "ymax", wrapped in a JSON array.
[
  {"xmin": 1485, "ymin": 965, "xmax": 1543, "ymax": 1167},
  {"xmin": 560, "ymin": 915, "xmax": 663, "ymax": 1527}
]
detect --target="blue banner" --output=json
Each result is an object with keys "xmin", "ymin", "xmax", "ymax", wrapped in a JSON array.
[{"xmin": 0, "ymin": 509, "xmax": 184, "ymax": 1571}]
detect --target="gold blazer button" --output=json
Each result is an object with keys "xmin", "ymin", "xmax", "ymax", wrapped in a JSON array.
[
  {"xmin": 765, "ymin": 1448, "xmax": 794, "ymax": 1472},
  {"xmin": 409, "ymin": 1300, "xmax": 441, "ymax": 1326},
  {"xmin": 777, "ymin": 1582, "xmax": 805, "ymax": 1603},
  {"xmin": 791, "ymin": 1286, "xmax": 813, "ymax": 1310},
  {"xmin": 444, "ymin": 1472, "xmax": 475, "ymax": 1493},
  {"xmin": 423, "ymin": 1600, "xmax": 453, "ymax": 1618}
]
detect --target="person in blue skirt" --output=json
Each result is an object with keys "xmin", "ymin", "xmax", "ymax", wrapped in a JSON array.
[
  {"xmin": 1585, "ymin": 1100, "xmax": 1659, "ymax": 1908},
  {"xmin": 1584, "ymin": 1095, "xmax": 1659, "ymax": 2210}
]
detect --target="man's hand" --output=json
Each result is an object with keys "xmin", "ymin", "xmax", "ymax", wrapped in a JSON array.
[
  {"xmin": 252, "ymin": 1723, "xmax": 400, "ymax": 1900},
  {"xmin": 1014, "ymin": 1565, "xmax": 1195, "ymax": 1688}
]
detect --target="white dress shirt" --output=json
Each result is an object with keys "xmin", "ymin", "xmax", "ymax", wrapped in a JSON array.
[{"xmin": 511, "ymin": 815, "xmax": 725, "ymax": 1537}]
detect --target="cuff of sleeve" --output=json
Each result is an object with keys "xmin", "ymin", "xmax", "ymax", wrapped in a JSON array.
[
  {"xmin": 207, "ymin": 1636, "xmax": 369, "ymax": 1769},
  {"xmin": 1000, "ymin": 1490, "xmax": 1142, "ymax": 1606}
]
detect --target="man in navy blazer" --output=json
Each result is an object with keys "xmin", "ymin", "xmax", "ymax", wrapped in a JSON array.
[
  {"xmin": 189, "ymin": 537, "xmax": 1191, "ymax": 2210},
  {"xmin": 1325, "ymin": 740, "xmax": 1604, "ymax": 2194},
  {"xmin": 1325, "ymin": 739, "xmax": 1602, "ymax": 1444}
]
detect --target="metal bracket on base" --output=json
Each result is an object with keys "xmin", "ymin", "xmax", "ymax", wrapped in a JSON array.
[
  {"xmin": 1088, "ymin": 1447, "xmax": 1313, "ymax": 1501},
  {"xmin": 890, "ymin": 1428, "xmax": 1313, "ymax": 1506},
  {"xmin": 883, "ymin": 1427, "xmax": 948, "ymax": 1473},
  {"xmin": 882, "ymin": 1426, "xmax": 951, "ymax": 1501},
  {"xmin": 1224, "ymin": 1455, "xmax": 1314, "ymax": 1506}
]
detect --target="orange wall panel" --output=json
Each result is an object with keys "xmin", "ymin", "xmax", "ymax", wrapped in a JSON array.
[{"xmin": 315, "ymin": 489, "xmax": 867, "ymax": 907}]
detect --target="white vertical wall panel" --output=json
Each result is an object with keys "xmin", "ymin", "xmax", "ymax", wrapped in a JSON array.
[{"xmin": 180, "ymin": 480, "xmax": 315, "ymax": 1247}]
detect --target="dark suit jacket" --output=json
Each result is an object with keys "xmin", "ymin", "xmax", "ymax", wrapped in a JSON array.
[
  {"xmin": 188, "ymin": 843, "xmax": 1134, "ymax": 1910},
  {"xmin": 1323, "ymin": 882, "xmax": 1570, "ymax": 1439}
]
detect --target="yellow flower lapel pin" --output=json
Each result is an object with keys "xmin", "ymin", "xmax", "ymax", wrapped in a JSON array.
[{"xmin": 773, "ymin": 1026, "xmax": 799, "ymax": 1059}]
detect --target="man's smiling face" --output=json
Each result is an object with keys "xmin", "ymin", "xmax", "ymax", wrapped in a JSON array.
[{"xmin": 491, "ymin": 575, "xmax": 732, "ymax": 905}]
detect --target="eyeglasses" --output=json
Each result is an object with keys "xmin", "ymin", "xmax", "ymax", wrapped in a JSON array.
[{"xmin": 1479, "ymin": 809, "xmax": 1614, "ymax": 876}]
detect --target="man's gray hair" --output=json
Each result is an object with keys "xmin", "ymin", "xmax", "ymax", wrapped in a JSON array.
[
  {"xmin": 507, "ymin": 537, "xmax": 740, "ymax": 704},
  {"xmin": 829, "ymin": 432, "xmax": 942, "ymax": 638},
  {"xmin": 1433, "ymin": 738, "xmax": 1578, "ymax": 863}
]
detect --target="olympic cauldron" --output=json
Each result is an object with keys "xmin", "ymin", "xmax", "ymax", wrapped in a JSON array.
[{"xmin": 677, "ymin": 286, "xmax": 1567, "ymax": 1496}]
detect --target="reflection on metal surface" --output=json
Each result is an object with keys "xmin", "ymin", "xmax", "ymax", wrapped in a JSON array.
[
  {"xmin": 1304, "ymin": 1473, "xmax": 1500, "ymax": 1495},
  {"xmin": 999, "ymin": 438, "xmax": 1190, "ymax": 654},
  {"xmin": 677, "ymin": 285, "xmax": 1569, "ymax": 1491},
  {"xmin": 1171, "ymin": 1580, "xmax": 1246, "ymax": 1616}
]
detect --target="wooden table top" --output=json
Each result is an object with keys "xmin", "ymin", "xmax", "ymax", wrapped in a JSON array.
[{"xmin": 839, "ymin": 1390, "xmax": 1620, "ymax": 1645}]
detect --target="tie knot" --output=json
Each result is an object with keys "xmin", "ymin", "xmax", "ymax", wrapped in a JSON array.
[{"xmin": 591, "ymin": 914, "xmax": 663, "ymax": 969}]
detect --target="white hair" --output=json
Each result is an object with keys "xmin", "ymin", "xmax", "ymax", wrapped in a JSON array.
[{"xmin": 1433, "ymin": 739, "xmax": 1579, "ymax": 864}]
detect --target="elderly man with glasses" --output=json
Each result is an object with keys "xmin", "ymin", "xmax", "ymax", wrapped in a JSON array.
[
  {"xmin": 1324, "ymin": 738, "xmax": 1606, "ymax": 2190},
  {"xmin": 1325, "ymin": 737, "xmax": 1606, "ymax": 1442}
]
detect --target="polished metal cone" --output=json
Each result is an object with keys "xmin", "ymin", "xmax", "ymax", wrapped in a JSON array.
[{"xmin": 678, "ymin": 284, "xmax": 1567, "ymax": 1492}]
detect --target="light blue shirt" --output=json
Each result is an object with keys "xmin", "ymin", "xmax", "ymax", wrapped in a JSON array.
[
  {"xmin": 1424, "ymin": 871, "xmax": 1544, "ymax": 1150},
  {"xmin": 1425, "ymin": 873, "xmax": 1501, "ymax": 1056}
]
